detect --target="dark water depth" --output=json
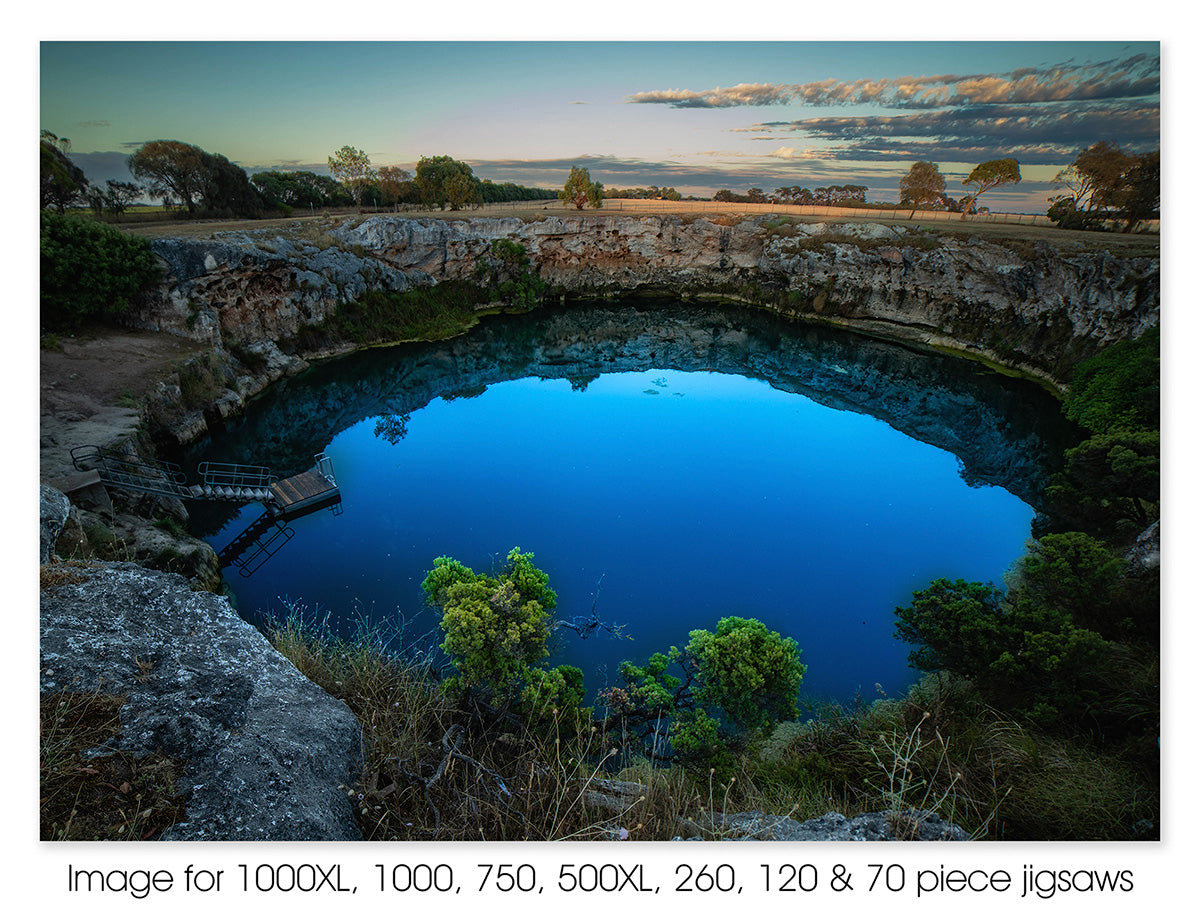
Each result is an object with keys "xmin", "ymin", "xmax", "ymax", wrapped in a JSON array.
[{"xmin": 187, "ymin": 303, "xmax": 1071, "ymax": 702}]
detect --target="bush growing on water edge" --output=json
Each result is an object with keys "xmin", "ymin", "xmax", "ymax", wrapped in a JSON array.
[
  {"xmin": 892, "ymin": 322, "xmax": 1159, "ymax": 827},
  {"xmin": 40, "ymin": 211, "xmax": 160, "ymax": 330},
  {"xmin": 258, "ymin": 539, "xmax": 1157, "ymax": 839},
  {"xmin": 258, "ymin": 608, "xmax": 1157, "ymax": 840},
  {"xmin": 473, "ymin": 239, "xmax": 546, "ymax": 311},
  {"xmin": 321, "ymin": 281, "xmax": 491, "ymax": 345},
  {"xmin": 1038, "ymin": 326, "xmax": 1160, "ymax": 540}
]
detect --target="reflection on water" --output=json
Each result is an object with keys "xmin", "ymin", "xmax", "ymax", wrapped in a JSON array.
[{"xmin": 188, "ymin": 304, "xmax": 1072, "ymax": 702}]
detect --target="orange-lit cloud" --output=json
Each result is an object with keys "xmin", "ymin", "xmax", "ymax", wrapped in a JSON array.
[{"xmin": 626, "ymin": 54, "xmax": 1159, "ymax": 110}]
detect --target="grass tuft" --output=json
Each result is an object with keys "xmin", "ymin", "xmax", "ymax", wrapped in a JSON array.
[{"xmin": 39, "ymin": 690, "xmax": 187, "ymax": 840}]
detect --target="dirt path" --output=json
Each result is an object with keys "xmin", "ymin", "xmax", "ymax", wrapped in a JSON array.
[{"xmin": 39, "ymin": 328, "xmax": 208, "ymax": 484}]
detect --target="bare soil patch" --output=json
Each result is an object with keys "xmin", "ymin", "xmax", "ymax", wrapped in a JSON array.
[{"xmin": 40, "ymin": 327, "xmax": 208, "ymax": 483}]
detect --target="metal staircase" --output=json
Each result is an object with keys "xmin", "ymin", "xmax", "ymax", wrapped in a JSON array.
[
  {"xmin": 71, "ymin": 444, "xmax": 343, "ymax": 577},
  {"xmin": 72, "ymin": 445, "xmax": 284, "ymax": 506}
]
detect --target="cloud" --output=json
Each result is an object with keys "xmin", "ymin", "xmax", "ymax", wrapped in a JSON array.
[
  {"xmin": 626, "ymin": 54, "xmax": 1159, "ymax": 111},
  {"xmin": 750, "ymin": 101, "xmax": 1160, "ymax": 163},
  {"xmin": 463, "ymin": 153, "xmax": 901, "ymax": 199},
  {"xmin": 761, "ymin": 146, "xmax": 831, "ymax": 161},
  {"xmin": 626, "ymin": 82, "xmax": 800, "ymax": 108}
]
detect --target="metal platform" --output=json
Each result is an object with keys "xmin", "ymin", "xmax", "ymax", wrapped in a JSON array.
[
  {"xmin": 71, "ymin": 445, "xmax": 339, "ymax": 515},
  {"xmin": 71, "ymin": 445, "xmax": 343, "ymax": 577}
]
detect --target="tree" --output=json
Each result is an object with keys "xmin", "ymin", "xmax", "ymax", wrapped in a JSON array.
[
  {"xmin": 200, "ymin": 152, "xmax": 263, "ymax": 217},
  {"xmin": 1052, "ymin": 142, "xmax": 1126, "ymax": 216},
  {"xmin": 1043, "ymin": 430, "xmax": 1159, "ymax": 534},
  {"xmin": 127, "ymin": 140, "xmax": 210, "ymax": 215},
  {"xmin": 377, "ymin": 165, "xmax": 412, "ymax": 206},
  {"xmin": 41, "ymin": 131, "xmax": 89, "ymax": 213},
  {"xmin": 1112, "ymin": 150, "xmax": 1159, "ymax": 232},
  {"xmin": 558, "ymin": 166, "xmax": 603, "ymax": 210},
  {"xmin": 327, "ymin": 145, "xmax": 376, "ymax": 206},
  {"xmin": 472, "ymin": 238, "xmax": 545, "ymax": 310},
  {"xmin": 893, "ymin": 577, "xmax": 1108, "ymax": 723},
  {"xmin": 1009, "ymin": 532, "xmax": 1127, "ymax": 639},
  {"xmin": 415, "ymin": 155, "xmax": 478, "ymax": 210},
  {"xmin": 252, "ymin": 170, "xmax": 351, "ymax": 210},
  {"xmin": 84, "ymin": 180, "xmax": 142, "ymax": 218},
  {"xmin": 41, "ymin": 212, "xmax": 160, "ymax": 329},
  {"xmin": 422, "ymin": 548, "xmax": 560, "ymax": 693},
  {"xmin": 607, "ymin": 615, "xmax": 805, "ymax": 772},
  {"xmin": 899, "ymin": 161, "xmax": 947, "ymax": 209},
  {"xmin": 443, "ymin": 171, "xmax": 477, "ymax": 210},
  {"xmin": 686, "ymin": 616, "xmax": 805, "ymax": 733},
  {"xmin": 101, "ymin": 180, "xmax": 143, "ymax": 216},
  {"xmin": 1040, "ymin": 328, "xmax": 1159, "ymax": 539},
  {"xmin": 1063, "ymin": 328, "xmax": 1159, "ymax": 434},
  {"xmin": 960, "ymin": 158, "xmax": 1020, "ymax": 217}
]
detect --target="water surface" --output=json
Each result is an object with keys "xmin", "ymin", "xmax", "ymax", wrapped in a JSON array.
[{"xmin": 189, "ymin": 304, "xmax": 1069, "ymax": 702}]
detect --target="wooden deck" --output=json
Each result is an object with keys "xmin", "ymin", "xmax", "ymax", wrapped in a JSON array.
[{"xmin": 270, "ymin": 469, "xmax": 340, "ymax": 517}]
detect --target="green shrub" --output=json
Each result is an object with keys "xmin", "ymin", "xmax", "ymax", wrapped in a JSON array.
[
  {"xmin": 893, "ymin": 577, "xmax": 1109, "ymax": 724},
  {"xmin": 422, "ymin": 548, "xmax": 558, "ymax": 696},
  {"xmin": 687, "ymin": 616, "xmax": 805, "ymax": 733},
  {"xmin": 40, "ymin": 212, "xmax": 160, "ymax": 330},
  {"xmin": 327, "ymin": 281, "xmax": 489, "ymax": 344},
  {"xmin": 1064, "ymin": 327, "xmax": 1159, "ymax": 433},
  {"xmin": 472, "ymin": 238, "xmax": 546, "ymax": 310}
]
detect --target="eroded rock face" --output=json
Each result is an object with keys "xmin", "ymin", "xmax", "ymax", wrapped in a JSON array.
[
  {"xmin": 40, "ymin": 484, "xmax": 70, "ymax": 564},
  {"xmin": 136, "ymin": 216, "xmax": 1158, "ymax": 391},
  {"xmin": 39, "ymin": 560, "xmax": 363, "ymax": 840}
]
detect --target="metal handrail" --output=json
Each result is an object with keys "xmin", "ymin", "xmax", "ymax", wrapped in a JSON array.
[
  {"xmin": 198, "ymin": 460, "xmax": 275, "ymax": 489},
  {"xmin": 234, "ymin": 522, "xmax": 296, "ymax": 576},
  {"xmin": 71, "ymin": 444, "xmax": 191, "ymax": 498},
  {"xmin": 314, "ymin": 452, "xmax": 337, "ymax": 486}
]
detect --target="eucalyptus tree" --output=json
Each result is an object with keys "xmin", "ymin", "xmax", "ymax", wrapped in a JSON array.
[
  {"xmin": 960, "ymin": 158, "xmax": 1021, "ymax": 217},
  {"xmin": 40, "ymin": 130, "xmax": 89, "ymax": 213},
  {"xmin": 327, "ymin": 145, "xmax": 377, "ymax": 206},
  {"xmin": 127, "ymin": 140, "xmax": 210, "ymax": 215},
  {"xmin": 558, "ymin": 166, "xmax": 603, "ymax": 210},
  {"xmin": 899, "ymin": 161, "xmax": 947, "ymax": 209}
]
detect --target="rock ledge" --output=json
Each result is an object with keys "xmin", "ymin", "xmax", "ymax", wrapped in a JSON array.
[{"xmin": 39, "ymin": 555, "xmax": 363, "ymax": 840}]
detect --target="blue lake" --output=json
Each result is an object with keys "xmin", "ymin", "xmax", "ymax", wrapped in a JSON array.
[{"xmin": 188, "ymin": 304, "xmax": 1070, "ymax": 703}]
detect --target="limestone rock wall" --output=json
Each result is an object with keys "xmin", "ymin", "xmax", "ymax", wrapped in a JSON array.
[{"xmin": 136, "ymin": 215, "xmax": 1158, "ymax": 395}]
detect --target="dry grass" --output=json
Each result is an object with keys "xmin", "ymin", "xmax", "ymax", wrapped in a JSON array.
[
  {"xmin": 264, "ymin": 609, "xmax": 631, "ymax": 840},
  {"xmin": 262, "ymin": 612, "xmax": 1154, "ymax": 841},
  {"xmin": 40, "ymin": 690, "xmax": 188, "ymax": 840},
  {"xmin": 40, "ymin": 560, "xmax": 100, "ymax": 591}
]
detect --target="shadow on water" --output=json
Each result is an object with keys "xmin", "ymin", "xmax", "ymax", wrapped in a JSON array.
[{"xmin": 187, "ymin": 302, "xmax": 1070, "ymax": 509}]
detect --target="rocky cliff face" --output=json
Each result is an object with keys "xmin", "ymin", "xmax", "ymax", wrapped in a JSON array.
[
  {"xmin": 135, "ymin": 215, "xmax": 1158, "ymax": 405},
  {"xmin": 40, "ymin": 489, "xmax": 363, "ymax": 841},
  {"xmin": 186, "ymin": 304, "xmax": 1069, "ymax": 508}
]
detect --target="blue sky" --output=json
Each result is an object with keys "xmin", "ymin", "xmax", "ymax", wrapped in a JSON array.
[{"xmin": 40, "ymin": 38, "xmax": 1159, "ymax": 213}]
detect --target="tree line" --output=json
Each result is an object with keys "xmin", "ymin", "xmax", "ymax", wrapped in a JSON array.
[
  {"xmin": 712, "ymin": 144, "xmax": 1157, "ymax": 232},
  {"xmin": 39, "ymin": 133, "xmax": 555, "ymax": 220},
  {"xmin": 41, "ymin": 130, "xmax": 1159, "ymax": 231}
]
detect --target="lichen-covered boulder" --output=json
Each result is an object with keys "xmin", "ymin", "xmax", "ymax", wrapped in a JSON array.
[{"xmin": 39, "ymin": 561, "xmax": 363, "ymax": 840}]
